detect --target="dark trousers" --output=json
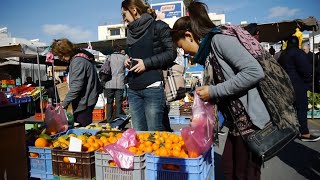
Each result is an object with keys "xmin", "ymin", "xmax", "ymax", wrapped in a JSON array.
[
  {"xmin": 294, "ymin": 86, "xmax": 309, "ymax": 135},
  {"xmin": 104, "ymin": 89, "xmax": 124, "ymax": 122},
  {"xmin": 73, "ymin": 105, "xmax": 95, "ymax": 127},
  {"xmin": 221, "ymin": 134, "xmax": 261, "ymax": 180}
]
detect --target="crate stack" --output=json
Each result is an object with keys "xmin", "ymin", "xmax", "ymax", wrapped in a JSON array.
[{"xmin": 168, "ymin": 101, "xmax": 181, "ymax": 124}]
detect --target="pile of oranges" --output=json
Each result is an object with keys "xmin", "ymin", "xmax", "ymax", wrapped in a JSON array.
[
  {"xmin": 52, "ymin": 132, "xmax": 123, "ymax": 153},
  {"xmin": 127, "ymin": 131, "xmax": 199, "ymax": 158}
]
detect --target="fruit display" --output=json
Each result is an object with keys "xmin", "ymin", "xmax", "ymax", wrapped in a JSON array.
[
  {"xmin": 52, "ymin": 131, "xmax": 123, "ymax": 153},
  {"xmin": 80, "ymin": 123, "xmax": 120, "ymax": 131},
  {"xmin": 127, "ymin": 131, "xmax": 199, "ymax": 158}
]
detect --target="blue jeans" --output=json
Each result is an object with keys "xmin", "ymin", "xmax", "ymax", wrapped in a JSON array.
[{"xmin": 128, "ymin": 86, "xmax": 166, "ymax": 131}]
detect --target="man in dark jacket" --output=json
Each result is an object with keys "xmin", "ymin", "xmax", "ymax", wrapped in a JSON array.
[{"xmin": 279, "ymin": 36, "xmax": 320, "ymax": 142}]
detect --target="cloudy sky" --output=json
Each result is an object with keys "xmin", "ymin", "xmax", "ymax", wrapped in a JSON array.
[{"xmin": 1, "ymin": 0, "xmax": 319, "ymax": 45}]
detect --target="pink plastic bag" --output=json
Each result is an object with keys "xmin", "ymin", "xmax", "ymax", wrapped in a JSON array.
[
  {"xmin": 103, "ymin": 128, "xmax": 139, "ymax": 169},
  {"xmin": 181, "ymin": 93, "xmax": 215, "ymax": 156},
  {"xmin": 44, "ymin": 104, "xmax": 68, "ymax": 133}
]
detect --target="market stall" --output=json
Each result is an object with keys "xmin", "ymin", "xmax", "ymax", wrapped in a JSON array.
[{"xmin": 245, "ymin": 17, "xmax": 319, "ymax": 119}]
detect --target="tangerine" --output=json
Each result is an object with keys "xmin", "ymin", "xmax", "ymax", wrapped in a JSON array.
[
  {"xmin": 35, "ymin": 137, "xmax": 48, "ymax": 148},
  {"xmin": 63, "ymin": 157, "xmax": 70, "ymax": 163}
]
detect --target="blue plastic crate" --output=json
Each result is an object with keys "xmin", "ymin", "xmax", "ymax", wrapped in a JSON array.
[
  {"xmin": 179, "ymin": 116, "xmax": 191, "ymax": 125},
  {"xmin": 169, "ymin": 116, "xmax": 180, "ymax": 124},
  {"xmin": 29, "ymin": 147, "xmax": 53, "ymax": 177},
  {"xmin": 146, "ymin": 147, "xmax": 213, "ymax": 180}
]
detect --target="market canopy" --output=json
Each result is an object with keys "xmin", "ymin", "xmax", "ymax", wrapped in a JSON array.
[
  {"xmin": 0, "ymin": 44, "xmax": 46, "ymax": 59},
  {"xmin": 248, "ymin": 17, "xmax": 319, "ymax": 42},
  {"xmin": 74, "ymin": 38, "xmax": 127, "ymax": 54}
]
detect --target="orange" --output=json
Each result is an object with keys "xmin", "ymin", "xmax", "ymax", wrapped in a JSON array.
[
  {"xmin": 92, "ymin": 142, "xmax": 101, "ymax": 150},
  {"xmin": 29, "ymin": 153, "xmax": 39, "ymax": 158},
  {"xmin": 116, "ymin": 133, "xmax": 123, "ymax": 139},
  {"xmin": 164, "ymin": 143, "xmax": 172, "ymax": 151},
  {"xmin": 87, "ymin": 138, "xmax": 95, "ymax": 144},
  {"xmin": 138, "ymin": 143, "xmax": 146, "ymax": 151},
  {"xmin": 172, "ymin": 144, "xmax": 182, "ymax": 152},
  {"xmin": 63, "ymin": 157, "xmax": 70, "ymax": 163},
  {"xmin": 82, "ymin": 143, "xmax": 91, "ymax": 151},
  {"xmin": 161, "ymin": 132, "xmax": 169, "ymax": 138},
  {"xmin": 159, "ymin": 147, "xmax": 168, "ymax": 157},
  {"xmin": 101, "ymin": 138, "xmax": 109, "ymax": 144},
  {"xmin": 154, "ymin": 139, "xmax": 161, "ymax": 145},
  {"xmin": 100, "ymin": 136, "xmax": 107, "ymax": 141},
  {"xmin": 89, "ymin": 135, "xmax": 97, "ymax": 139},
  {"xmin": 144, "ymin": 141, "xmax": 153, "ymax": 147},
  {"xmin": 158, "ymin": 137, "xmax": 165, "ymax": 143},
  {"xmin": 152, "ymin": 143, "xmax": 160, "ymax": 151},
  {"xmin": 154, "ymin": 149, "xmax": 160, "ymax": 156},
  {"xmin": 109, "ymin": 160, "xmax": 117, "ymax": 166},
  {"xmin": 145, "ymin": 146, "xmax": 153, "ymax": 153},
  {"xmin": 128, "ymin": 146, "xmax": 137, "ymax": 154},
  {"xmin": 172, "ymin": 150, "xmax": 181, "ymax": 157},
  {"xmin": 109, "ymin": 132, "xmax": 115, "ymax": 137},
  {"xmin": 96, "ymin": 139, "xmax": 104, "ymax": 147},
  {"xmin": 87, "ymin": 146, "xmax": 95, "ymax": 152},
  {"xmin": 165, "ymin": 139, "xmax": 173, "ymax": 144},
  {"xmin": 109, "ymin": 137, "xmax": 117, "ymax": 144},
  {"xmin": 188, "ymin": 151, "xmax": 199, "ymax": 158},
  {"xmin": 35, "ymin": 137, "xmax": 48, "ymax": 148},
  {"xmin": 136, "ymin": 150, "xmax": 144, "ymax": 155},
  {"xmin": 172, "ymin": 136, "xmax": 180, "ymax": 144}
]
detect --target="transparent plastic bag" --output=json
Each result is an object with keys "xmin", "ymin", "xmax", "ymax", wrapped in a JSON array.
[
  {"xmin": 44, "ymin": 104, "xmax": 68, "ymax": 133},
  {"xmin": 181, "ymin": 93, "xmax": 215, "ymax": 156},
  {"xmin": 103, "ymin": 128, "xmax": 139, "ymax": 169}
]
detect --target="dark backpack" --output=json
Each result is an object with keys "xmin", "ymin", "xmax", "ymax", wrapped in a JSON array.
[
  {"xmin": 219, "ymin": 24, "xmax": 299, "ymax": 130},
  {"xmin": 99, "ymin": 55, "xmax": 112, "ymax": 83}
]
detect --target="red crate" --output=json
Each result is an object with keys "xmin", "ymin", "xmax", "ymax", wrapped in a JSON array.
[
  {"xmin": 93, "ymin": 109, "xmax": 104, "ymax": 114},
  {"xmin": 35, "ymin": 113, "xmax": 45, "ymax": 121}
]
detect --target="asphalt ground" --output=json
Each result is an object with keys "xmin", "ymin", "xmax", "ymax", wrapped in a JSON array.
[{"xmin": 172, "ymin": 119, "xmax": 320, "ymax": 180}]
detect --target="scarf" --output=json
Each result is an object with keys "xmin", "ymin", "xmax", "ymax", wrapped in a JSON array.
[
  {"xmin": 127, "ymin": 13, "xmax": 154, "ymax": 46},
  {"xmin": 193, "ymin": 27, "xmax": 222, "ymax": 65}
]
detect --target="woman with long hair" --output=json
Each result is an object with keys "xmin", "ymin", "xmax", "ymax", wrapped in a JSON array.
[
  {"xmin": 171, "ymin": 1, "xmax": 269, "ymax": 179},
  {"xmin": 121, "ymin": 0, "xmax": 176, "ymax": 131}
]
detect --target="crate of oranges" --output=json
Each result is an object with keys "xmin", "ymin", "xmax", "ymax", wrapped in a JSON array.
[
  {"xmin": 132, "ymin": 131, "xmax": 214, "ymax": 180},
  {"xmin": 51, "ymin": 129, "xmax": 101, "ymax": 179}
]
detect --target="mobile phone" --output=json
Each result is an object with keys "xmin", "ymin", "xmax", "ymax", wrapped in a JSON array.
[{"xmin": 130, "ymin": 59, "xmax": 138, "ymax": 68}]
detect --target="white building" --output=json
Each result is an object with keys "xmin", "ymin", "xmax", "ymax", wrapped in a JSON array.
[{"xmin": 98, "ymin": 1, "xmax": 225, "ymax": 41}]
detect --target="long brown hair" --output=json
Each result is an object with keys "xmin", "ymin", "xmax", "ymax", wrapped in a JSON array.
[
  {"xmin": 121, "ymin": 0, "xmax": 157, "ymax": 19},
  {"xmin": 51, "ymin": 38, "xmax": 77, "ymax": 59},
  {"xmin": 171, "ymin": 1, "xmax": 216, "ymax": 43}
]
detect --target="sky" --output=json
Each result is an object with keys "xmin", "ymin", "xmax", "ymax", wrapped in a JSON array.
[{"xmin": 1, "ymin": 0, "xmax": 319, "ymax": 45}]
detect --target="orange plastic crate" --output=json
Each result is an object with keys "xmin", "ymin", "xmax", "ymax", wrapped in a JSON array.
[
  {"xmin": 35, "ymin": 113, "xmax": 45, "ymax": 120},
  {"xmin": 92, "ymin": 113, "xmax": 105, "ymax": 121}
]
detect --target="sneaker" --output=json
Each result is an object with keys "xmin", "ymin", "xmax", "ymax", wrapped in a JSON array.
[
  {"xmin": 218, "ymin": 130, "xmax": 226, "ymax": 136},
  {"xmin": 300, "ymin": 135, "xmax": 320, "ymax": 142}
]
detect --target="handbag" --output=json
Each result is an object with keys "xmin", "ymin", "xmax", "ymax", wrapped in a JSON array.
[
  {"xmin": 162, "ymin": 64, "xmax": 186, "ymax": 102},
  {"xmin": 229, "ymin": 106, "xmax": 298, "ymax": 165}
]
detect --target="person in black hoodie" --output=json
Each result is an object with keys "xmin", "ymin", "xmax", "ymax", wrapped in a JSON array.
[
  {"xmin": 121, "ymin": 0, "xmax": 176, "ymax": 131},
  {"xmin": 279, "ymin": 36, "xmax": 320, "ymax": 142},
  {"xmin": 51, "ymin": 38, "xmax": 102, "ymax": 126}
]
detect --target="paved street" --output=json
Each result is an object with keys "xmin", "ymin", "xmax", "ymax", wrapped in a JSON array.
[{"xmin": 172, "ymin": 119, "xmax": 320, "ymax": 180}]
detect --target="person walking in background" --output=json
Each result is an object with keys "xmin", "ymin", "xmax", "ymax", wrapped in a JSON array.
[
  {"xmin": 121, "ymin": 0, "xmax": 176, "ymax": 131},
  {"xmin": 104, "ymin": 46, "xmax": 126, "ymax": 122},
  {"xmin": 279, "ymin": 36, "xmax": 320, "ymax": 142},
  {"xmin": 171, "ymin": 1, "xmax": 270, "ymax": 179},
  {"xmin": 51, "ymin": 38, "xmax": 102, "ymax": 127},
  {"xmin": 269, "ymin": 46, "xmax": 275, "ymax": 56}
]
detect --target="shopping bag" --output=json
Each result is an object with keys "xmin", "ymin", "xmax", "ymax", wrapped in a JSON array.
[
  {"xmin": 181, "ymin": 93, "xmax": 215, "ymax": 156},
  {"xmin": 44, "ymin": 104, "xmax": 68, "ymax": 133},
  {"xmin": 163, "ymin": 64, "xmax": 186, "ymax": 102}
]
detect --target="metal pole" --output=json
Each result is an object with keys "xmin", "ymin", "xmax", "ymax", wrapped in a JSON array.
[
  {"xmin": 52, "ymin": 61, "xmax": 58, "ymax": 104},
  {"xmin": 36, "ymin": 47, "xmax": 44, "ymax": 120},
  {"xmin": 312, "ymin": 27, "xmax": 315, "ymax": 120}
]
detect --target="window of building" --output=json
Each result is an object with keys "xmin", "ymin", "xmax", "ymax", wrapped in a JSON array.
[{"xmin": 110, "ymin": 29, "xmax": 120, "ymax": 36}]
